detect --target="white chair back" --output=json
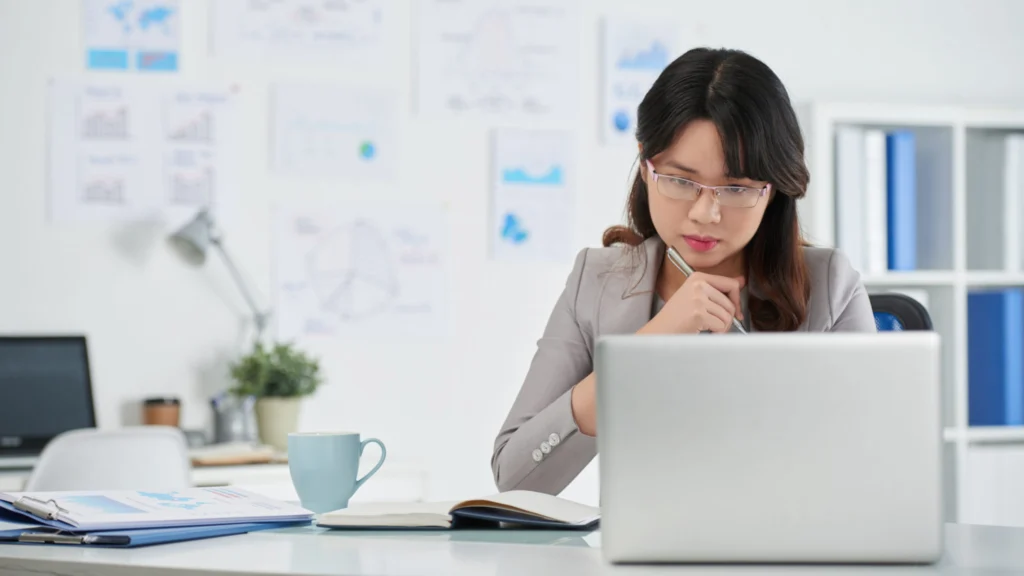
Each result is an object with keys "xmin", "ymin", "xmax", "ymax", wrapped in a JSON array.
[{"xmin": 24, "ymin": 426, "xmax": 191, "ymax": 491}]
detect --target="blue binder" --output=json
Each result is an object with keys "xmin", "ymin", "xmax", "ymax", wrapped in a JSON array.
[
  {"xmin": 0, "ymin": 520, "xmax": 307, "ymax": 547},
  {"xmin": 0, "ymin": 501, "xmax": 310, "ymax": 547},
  {"xmin": 968, "ymin": 289, "xmax": 1024, "ymax": 426},
  {"xmin": 886, "ymin": 131, "xmax": 917, "ymax": 270}
]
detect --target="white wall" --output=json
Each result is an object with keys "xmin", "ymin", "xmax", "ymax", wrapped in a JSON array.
[{"xmin": 1, "ymin": 0, "xmax": 1022, "ymax": 504}]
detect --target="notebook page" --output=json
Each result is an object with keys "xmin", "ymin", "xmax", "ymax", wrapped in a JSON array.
[
  {"xmin": 462, "ymin": 491, "xmax": 599, "ymax": 525},
  {"xmin": 320, "ymin": 501, "xmax": 457, "ymax": 522}
]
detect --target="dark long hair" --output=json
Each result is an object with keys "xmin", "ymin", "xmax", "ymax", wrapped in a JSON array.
[{"xmin": 603, "ymin": 47, "xmax": 811, "ymax": 332}]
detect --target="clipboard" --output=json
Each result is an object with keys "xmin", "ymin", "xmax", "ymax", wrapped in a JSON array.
[
  {"xmin": 0, "ymin": 487, "xmax": 314, "ymax": 532},
  {"xmin": 0, "ymin": 492, "xmax": 312, "ymax": 547},
  {"xmin": 0, "ymin": 521, "xmax": 307, "ymax": 548}
]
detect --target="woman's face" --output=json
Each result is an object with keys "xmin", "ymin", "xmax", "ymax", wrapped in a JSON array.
[{"xmin": 641, "ymin": 119, "xmax": 772, "ymax": 274}]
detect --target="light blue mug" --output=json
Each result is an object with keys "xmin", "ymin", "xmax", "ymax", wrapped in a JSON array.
[{"xmin": 287, "ymin": 432, "xmax": 387, "ymax": 513}]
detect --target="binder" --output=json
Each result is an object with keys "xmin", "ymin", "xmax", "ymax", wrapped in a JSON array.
[
  {"xmin": 886, "ymin": 130, "xmax": 917, "ymax": 270},
  {"xmin": 863, "ymin": 129, "xmax": 889, "ymax": 273},
  {"xmin": 0, "ymin": 487, "xmax": 314, "ymax": 547},
  {"xmin": 0, "ymin": 519, "xmax": 309, "ymax": 548},
  {"xmin": 968, "ymin": 289, "xmax": 1024, "ymax": 426},
  {"xmin": 0, "ymin": 487, "xmax": 313, "ymax": 532},
  {"xmin": 0, "ymin": 500, "xmax": 310, "ymax": 548}
]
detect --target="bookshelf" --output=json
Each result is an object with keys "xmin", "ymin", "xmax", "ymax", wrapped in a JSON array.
[{"xmin": 796, "ymin": 102, "xmax": 1024, "ymax": 525}]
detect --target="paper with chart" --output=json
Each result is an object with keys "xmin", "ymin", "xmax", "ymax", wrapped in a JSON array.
[
  {"xmin": 212, "ymin": 0, "xmax": 386, "ymax": 62},
  {"xmin": 417, "ymin": 0, "xmax": 578, "ymax": 119},
  {"xmin": 601, "ymin": 19, "xmax": 677, "ymax": 143},
  {"xmin": 83, "ymin": 0, "xmax": 180, "ymax": 71},
  {"xmin": 272, "ymin": 84, "xmax": 398, "ymax": 179},
  {"xmin": 491, "ymin": 130, "xmax": 574, "ymax": 262},
  {"xmin": 274, "ymin": 205, "xmax": 446, "ymax": 340},
  {"xmin": 48, "ymin": 79, "xmax": 237, "ymax": 223},
  {"xmin": 0, "ymin": 488, "xmax": 311, "ymax": 531},
  {"xmin": 161, "ymin": 89, "xmax": 237, "ymax": 225}
]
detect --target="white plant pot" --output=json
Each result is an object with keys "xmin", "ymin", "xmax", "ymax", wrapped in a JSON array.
[{"xmin": 255, "ymin": 397, "xmax": 301, "ymax": 452}]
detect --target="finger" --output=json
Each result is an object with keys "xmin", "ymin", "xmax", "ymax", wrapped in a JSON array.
[
  {"xmin": 700, "ymin": 283, "xmax": 736, "ymax": 320},
  {"xmin": 700, "ymin": 305, "xmax": 731, "ymax": 333},
  {"xmin": 699, "ymin": 274, "xmax": 744, "ymax": 320}
]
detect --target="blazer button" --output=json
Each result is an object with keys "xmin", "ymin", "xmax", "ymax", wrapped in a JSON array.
[
  {"xmin": 540, "ymin": 441, "xmax": 551, "ymax": 454},
  {"xmin": 548, "ymin": 433, "xmax": 560, "ymax": 446},
  {"xmin": 532, "ymin": 449, "xmax": 543, "ymax": 462}
]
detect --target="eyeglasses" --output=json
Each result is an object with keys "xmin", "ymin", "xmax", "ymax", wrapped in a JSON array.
[{"xmin": 646, "ymin": 160, "xmax": 770, "ymax": 208}]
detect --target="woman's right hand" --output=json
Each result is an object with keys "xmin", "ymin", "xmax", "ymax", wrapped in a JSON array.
[
  {"xmin": 574, "ymin": 271, "xmax": 745, "ymax": 437},
  {"xmin": 642, "ymin": 272, "xmax": 746, "ymax": 334}
]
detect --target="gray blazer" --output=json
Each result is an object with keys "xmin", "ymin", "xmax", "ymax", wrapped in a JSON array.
[{"xmin": 491, "ymin": 236, "xmax": 877, "ymax": 495}]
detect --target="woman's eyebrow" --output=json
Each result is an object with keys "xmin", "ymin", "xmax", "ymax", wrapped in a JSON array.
[{"xmin": 663, "ymin": 160, "xmax": 699, "ymax": 174}]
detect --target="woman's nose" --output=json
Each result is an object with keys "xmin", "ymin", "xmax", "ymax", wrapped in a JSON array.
[{"xmin": 687, "ymin": 188, "xmax": 721, "ymax": 224}]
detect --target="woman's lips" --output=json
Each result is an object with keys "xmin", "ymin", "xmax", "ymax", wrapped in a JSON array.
[{"xmin": 683, "ymin": 235, "xmax": 719, "ymax": 252}]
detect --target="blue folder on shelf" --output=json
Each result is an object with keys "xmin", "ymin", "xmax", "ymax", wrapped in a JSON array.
[
  {"xmin": 968, "ymin": 289, "xmax": 1024, "ymax": 426},
  {"xmin": 886, "ymin": 130, "xmax": 917, "ymax": 271}
]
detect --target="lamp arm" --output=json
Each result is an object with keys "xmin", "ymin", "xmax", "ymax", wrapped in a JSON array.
[{"xmin": 211, "ymin": 239, "xmax": 270, "ymax": 341}]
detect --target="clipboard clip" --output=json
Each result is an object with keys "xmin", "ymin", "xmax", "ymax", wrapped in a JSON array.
[
  {"xmin": 17, "ymin": 528, "xmax": 127, "ymax": 546},
  {"xmin": 17, "ymin": 529, "xmax": 84, "ymax": 545},
  {"xmin": 12, "ymin": 497, "xmax": 69, "ymax": 521}
]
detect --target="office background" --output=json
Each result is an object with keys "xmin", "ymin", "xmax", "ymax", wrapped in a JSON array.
[{"xmin": 1, "ymin": 0, "xmax": 1023, "ymax": 519}]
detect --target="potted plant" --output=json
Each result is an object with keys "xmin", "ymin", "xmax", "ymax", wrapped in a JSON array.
[{"xmin": 229, "ymin": 342, "xmax": 324, "ymax": 452}]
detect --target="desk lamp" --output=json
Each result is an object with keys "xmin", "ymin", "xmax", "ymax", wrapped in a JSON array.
[{"xmin": 170, "ymin": 209, "xmax": 271, "ymax": 343}]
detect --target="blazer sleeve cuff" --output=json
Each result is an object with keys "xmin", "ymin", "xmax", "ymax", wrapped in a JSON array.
[{"xmin": 496, "ymin": 387, "xmax": 590, "ymax": 493}]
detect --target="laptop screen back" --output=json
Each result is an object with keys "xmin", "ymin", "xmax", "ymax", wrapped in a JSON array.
[{"xmin": 0, "ymin": 337, "xmax": 96, "ymax": 456}]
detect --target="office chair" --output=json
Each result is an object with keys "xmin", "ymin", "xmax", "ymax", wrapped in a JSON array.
[
  {"xmin": 24, "ymin": 426, "xmax": 191, "ymax": 491},
  {"xmin": 869, "ymin": 293, "xmax": 933, "ymax": 331}
]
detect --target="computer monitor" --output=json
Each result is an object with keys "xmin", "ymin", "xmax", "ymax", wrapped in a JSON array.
[{"xmin": 0, "ymin": 336, "xmax": 96, "ymax": 459}]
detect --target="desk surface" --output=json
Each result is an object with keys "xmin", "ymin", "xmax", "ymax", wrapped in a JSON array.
[{"xmin": 0, "ymin": 523, "xmax": 1023, "ymax": 576}]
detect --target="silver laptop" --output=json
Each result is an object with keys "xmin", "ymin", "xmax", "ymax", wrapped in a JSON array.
[{"xmin": 594, "ymin": 332, "xmax": 943, "ymax": 564}]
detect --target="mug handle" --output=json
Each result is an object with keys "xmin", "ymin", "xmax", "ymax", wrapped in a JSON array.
[{"xmin": 353, "ymin": 438, "xmax": 387, "ymax": 493}]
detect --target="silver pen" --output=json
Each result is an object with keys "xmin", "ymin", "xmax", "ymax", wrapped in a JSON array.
[{"xmin": 666, "ymin": 246, "xmax": 747, "ymax": 334}]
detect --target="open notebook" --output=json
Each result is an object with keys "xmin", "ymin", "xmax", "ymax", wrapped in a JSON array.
[{"xmin": 318, "ymin": 490, "xmax": 599, "ymax": 530}]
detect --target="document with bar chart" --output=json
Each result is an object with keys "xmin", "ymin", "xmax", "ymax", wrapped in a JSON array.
[
  {"xmin": 601, "ymin": 18, "xmax": 679, "ymax": 143},
  {"xmin": 48, "ymin": 79, "xmax": 237, "ymax": 223},
  {"xmin": 490, "ymin": 129, "xmax": 575, "ymax": 262},
  {"xmin": 161, "ymin": 88, "xmax": 237, "ymax": 226},
  {"xmin": 48, "ymin": 80, "xmax": 150, "ymax": 222}
]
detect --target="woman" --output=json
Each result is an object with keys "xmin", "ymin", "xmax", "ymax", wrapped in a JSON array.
[{"xmin": 491, "ymin": 48, "xmax": 877, "ymax": 496}]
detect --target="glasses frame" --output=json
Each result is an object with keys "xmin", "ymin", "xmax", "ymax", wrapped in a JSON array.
[{"xmin": 645, "ymin": 160, "xmax": 771, "ymax": 208}]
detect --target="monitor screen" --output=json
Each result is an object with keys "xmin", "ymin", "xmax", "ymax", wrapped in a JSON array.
[{"xmin": 0, "ymin": 337, "xmax": 96, "ymax": 456}]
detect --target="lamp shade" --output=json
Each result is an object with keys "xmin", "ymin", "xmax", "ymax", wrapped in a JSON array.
[{"xmin": 170, "ymin": 210, "xmax": 217, "ymax": 265}]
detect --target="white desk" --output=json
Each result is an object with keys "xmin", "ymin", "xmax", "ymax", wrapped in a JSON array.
[{"xmin": 0, "ymin": 523, "xmax": 1022, "ymax": 575}]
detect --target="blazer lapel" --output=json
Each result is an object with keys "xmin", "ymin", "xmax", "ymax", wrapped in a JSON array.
[{"xmin": 595, "ymin": 237, "xmax": 663, "ymax": 336}]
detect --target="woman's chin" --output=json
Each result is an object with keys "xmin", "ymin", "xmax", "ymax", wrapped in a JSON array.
[{"xmin": 680, "ymin": 246, "xmax": 739, "ymax": 274}]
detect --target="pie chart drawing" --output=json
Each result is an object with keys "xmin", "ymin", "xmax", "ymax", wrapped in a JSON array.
[{"xmin": 305, "ymin": 220, "xmax": 399, "ymax": 322}]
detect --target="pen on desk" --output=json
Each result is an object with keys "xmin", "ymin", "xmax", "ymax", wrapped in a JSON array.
[{"xmin": 666, "ymin": 246, "xmax": 747, "ymax": 334}]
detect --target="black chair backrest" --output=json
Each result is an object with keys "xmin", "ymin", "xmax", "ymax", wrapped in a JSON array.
[{"xmin": 868, "ymin": 293, "xmax": 934, "ymax": 331}]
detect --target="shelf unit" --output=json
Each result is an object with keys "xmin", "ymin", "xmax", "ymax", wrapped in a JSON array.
[{"xmin": 796, "ymin": 102, "xmax": 1024, "ymax": 525}]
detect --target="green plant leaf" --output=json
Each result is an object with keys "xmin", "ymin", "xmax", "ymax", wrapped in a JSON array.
[{"xmin": 228, "ymin": 341, "xmax": 324, "ymax": 398}]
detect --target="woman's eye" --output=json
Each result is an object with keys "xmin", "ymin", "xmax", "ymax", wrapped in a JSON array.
[{"xmin": 670, "ymin": 179, "xmax": 698, "ymax": 192}]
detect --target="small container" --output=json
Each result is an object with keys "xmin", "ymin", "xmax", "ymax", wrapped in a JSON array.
[{"xmin": 143, "ymin": 397, "xmax": 181, "ymax": 427}]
